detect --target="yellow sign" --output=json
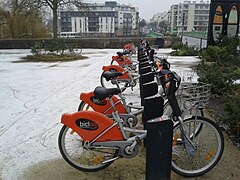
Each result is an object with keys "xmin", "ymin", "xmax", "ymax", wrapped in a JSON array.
[{"xmin": 213, "ymin": 6, "xmax": 223, "ymax": 24}]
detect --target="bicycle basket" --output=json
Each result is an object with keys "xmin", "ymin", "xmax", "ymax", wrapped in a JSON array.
[{"xmin": 177, "ymin": 82, "xmax": 211, "ymax": 109}]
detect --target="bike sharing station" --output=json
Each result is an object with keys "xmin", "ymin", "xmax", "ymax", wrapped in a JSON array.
[
  {"xmin": 138, "ymin": 47, "xmax": 173, "ymax": 180},
  {"xmin": 58, "ymin": 37, "xmax": 224, "ymax": 180}
]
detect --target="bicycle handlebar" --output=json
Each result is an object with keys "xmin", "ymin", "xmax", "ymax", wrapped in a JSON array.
[{"xmin": 153, "ymin": 69, "xmax": 182, "ymax": 116}]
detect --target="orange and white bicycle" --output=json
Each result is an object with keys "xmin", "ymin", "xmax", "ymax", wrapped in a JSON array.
[{"xmin": 58, "ymin": 69, "xmax": 224, "ymax": 177}]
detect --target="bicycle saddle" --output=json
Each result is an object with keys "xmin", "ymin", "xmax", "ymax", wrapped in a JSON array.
[
  {"xmin": 102, "ymin": 71, "xmax": 123, "ymax": 81},
  {"xmin": 94, "ymin": 86, "xmax": 121, "ymax": 99},
  {"xmin": 117, "ymin": 51, "xmax": 130, "ymax": 56}
]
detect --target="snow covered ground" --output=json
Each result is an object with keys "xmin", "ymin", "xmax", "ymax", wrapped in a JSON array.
[{"xmin": 0, "ymin": 49, "xmax": 200, "ymax": 179}]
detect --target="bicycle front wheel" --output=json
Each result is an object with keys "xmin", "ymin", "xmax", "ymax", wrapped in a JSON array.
[
  {"xmin": 172, "ymin": 116, "xmax": 224, "ymax": 177},
  {"xmin": 58, "ymin": 125, "xmax": 118, "ymax": 172}
]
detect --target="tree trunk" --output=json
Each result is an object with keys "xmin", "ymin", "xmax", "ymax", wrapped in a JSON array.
[{"xmin": 52, "ymin": 2, "xmax": 58, "ymax": 39}]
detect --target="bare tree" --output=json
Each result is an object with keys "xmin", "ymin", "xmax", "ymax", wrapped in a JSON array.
[
  {"xmin": 139, "ymin": 19, "xmax": 147, "ymax": 28},
  {"xmin": 159, "ymin": 21, "xmax": 168, "ymax": 34},
  {"xmin": 1, "ymin": 0, "xmax": 45, "ymax": 38},
  {"xmin": 1, "ymin": 0, "xmax": 88, "ymax": 38},
  {"xmin": 36, "ymin": 0, "xmax": 88, "ymax": 39}
]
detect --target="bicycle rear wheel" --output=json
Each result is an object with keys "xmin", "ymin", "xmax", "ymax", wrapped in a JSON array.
[
  {"xmin": 172, "ymin": 116, "xmax": 224, "ymax": 177},
  {"xmin": 58, "ymin": 125, "xmax": 118, "ymax": 172}
]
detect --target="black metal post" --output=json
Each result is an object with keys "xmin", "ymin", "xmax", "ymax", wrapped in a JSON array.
[
  {"xmin": 142, "ymin": 95, "xmax": 163, "ymax": 130},
  {"xmin": 146, "ymin": 118, "xmax": 173, "ymax": 180},
  {"xmin": 141, "ymin": 81, "xmax": 158, "ymax": 107},
  {"xmin": 139, "ymin": 62, "xmax": 150, "ymax": 69},
  {"xmin": 139, "ymin": 66, "xmax": 152, "ymax": 75},
  {"xmin": 140, "ymin": 72, "xmax": 154, "ymax": 84},
  {"xmin": 139, "ymin": 57, "xmax": 149, "ymax": 64}
]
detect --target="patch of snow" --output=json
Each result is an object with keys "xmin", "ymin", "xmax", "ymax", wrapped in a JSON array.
[{"xmin": 0, "ymin": 48, "xmax": 200, "ymax": 179}]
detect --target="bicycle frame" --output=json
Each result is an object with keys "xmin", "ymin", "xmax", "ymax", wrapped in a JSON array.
[
  {"xmin": 112, "ymin": 55, "xmax": 132, "ymax": 66},
  {"xmin": 61, "ymin": 99, "xmax": 196, "ymax": 160},
  {"xmin": 102, "ymin": 65, "xmax": 140, "ymax": 90},
  {"xmin": 61, "ymin": 111, "xmax": 124, "ymax": 142},
  {"xmin": 61, "ymin": 101, "xmax": 147, "ymax": 159},
  {"xmin": 102, "ymin": 65, "xmax": 129, "ymax": 80},
  {"xmin": 80, "ymin": 91, "xmax": 127, "ymax": 114},
  {"xmin": 80, "ymin": 91, "xmax": 143, "ymax": 113}
]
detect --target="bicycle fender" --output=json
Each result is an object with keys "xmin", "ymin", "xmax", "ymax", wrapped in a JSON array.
[
  {"xmin": 102, "ymin": 65, "xmax": 130, "ymax": 79},
  {"xmin": 80, "ymin": 91, "xmax": 126, "ymax": 114},
  {"xmin": 112, "ymin": 55, "xmax": 131, "ymax": 65},
  {"xmin": 61, "ymin": 111, "xmax": 124, "ymax": 142}
]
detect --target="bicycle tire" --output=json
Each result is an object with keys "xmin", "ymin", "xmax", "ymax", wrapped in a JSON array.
[
  {"xmin": 172, "ymin": 116, "xmax": 224, "ymax": 177},
  {"xmin": 73, "ymin": 47, "xmax": 82, "ymax": 55},
  {"xmin": 58, "ymin": 125, "xmax": 118, "ymax": 172},
  {"xmin": 100, "ymin": 71, "xmax": 128, "ymax": 92},
  {"xmin": 163, "ymin": 100, "xmax": 204, "ymax": 137},
  {"xmin": 78, "ymin": 101, "xmax": 92, "ymax": 111},
  {"xmin": 38, "ymin": 48, "xmax": 46, "ymax": 55},
  {"xmin": 110, "ymin": 59, "xmax": 119, "ymax": 66}
]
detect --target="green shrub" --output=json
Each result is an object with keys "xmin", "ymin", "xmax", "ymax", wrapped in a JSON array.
[
  {"xmin": 224, "ymin": 86, "xmax": 240, "ymax": 132},
  {"xmin": 172, "ymin": 42, "xmax": 184, "ymax": 51},
  {"xmin": 170, "ymin": 42, "xmax": 198, "ymax": 56},
  {"xmin": 31, "ymin": 42, "xmax": 44, "ymax": 55},
  {"xmin": 198, "ymin": 36, "xmax": 240, "ymax": 138},
  {"xmin": 218, "ymin": 36, "xmax": 240, "ymax": 56},
  {"xmin": 199, "ymin": 45, "xmax": 229, "ymax": 64},
  {"xmin": 197, "ymin": 64, "xmax": 234, "ymax": 94}
]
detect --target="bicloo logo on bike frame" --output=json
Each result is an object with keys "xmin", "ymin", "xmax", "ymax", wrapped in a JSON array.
[
  {"xmin": 76, "ymin": 119, "xmax": 98, "ymax": 130},
  {"xmin": 90, "ymin": 96, "xmax": 107, "ymax": 106}
]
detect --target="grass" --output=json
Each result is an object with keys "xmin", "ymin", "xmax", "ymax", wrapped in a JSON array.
[{"xmin": 16, "ymin": 54, "xmax": 88, "ymax": 63}]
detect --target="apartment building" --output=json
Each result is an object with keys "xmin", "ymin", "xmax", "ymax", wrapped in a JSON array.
[
  {"xmin": 150, "ymin": 12, "xmax": 169, "ymax": 24},
  {"xmin": 59, "ymin": 1, "xmax": 139, "ymax": 37},
  {"xmin": 169, "ymin": 0, "xmax": 210, "ymax": 34}
]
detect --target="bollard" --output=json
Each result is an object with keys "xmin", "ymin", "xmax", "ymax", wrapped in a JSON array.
[
  {"xmin": 142, "ymin": 95, "xmax": 164, "ymax": 129},
  {"xmin": 141, "ymin": 82, "xmax": 158, "ymax": 106},
  {"xmin": 139, "ymin": 57, "xmax": 149, "ymax": 64},
  {"xmin": 149, "ymin": 49, "xmax": 155, "ymax": 62},
  {"xmin": 139, "ymin": 66, "xmax": 152, "ymax": 75},
  {"xmin": 142, "ymin": 82, "xmax": 158, "ymax": 99},
  {"xmin": 139, "ymin": 72, "xmax": 155, "ymax": 106},
  {"xmin": 146, "ymin": 118, "xmax": 173, "ymax": 180},
  {"xmin": 139, "ymin": 62, "xmax": 151, "ymax": 69},
  {"xmin": 140, "ymin": 72, "xmax": 154, "ymax": 84},
  {"xmin": 139, "ymin": 54, "xmax": 147, "ymax": 60},
  {"xmin": 137, "ymin": 46, "xmax": 140, "ymax": 60}
]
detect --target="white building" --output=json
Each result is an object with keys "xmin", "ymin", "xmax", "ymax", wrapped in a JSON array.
[
  {"xmin": 150, "ymin": 12, "xmax": 169, "ymax": 24},
  {"xmin": 59, "ymin": 1, "xmax": 139, "ymax": 37},
  {"xmin": 169, "ymin": 0, "xmax": 210, "ymax": 35}
]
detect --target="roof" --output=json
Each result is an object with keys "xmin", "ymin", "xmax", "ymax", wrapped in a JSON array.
[
  {"xmin": 145, "ymin": 31, "xmax": 164, "ymax": 38},
  {"xmin": 183, "ymin": 31, "xmax": 208, "ymax": 39}
]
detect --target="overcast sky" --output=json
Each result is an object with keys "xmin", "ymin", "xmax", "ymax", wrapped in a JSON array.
[{"xmin": 90, "ymin": 0, "xmax": 183, "ymax": 20}]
